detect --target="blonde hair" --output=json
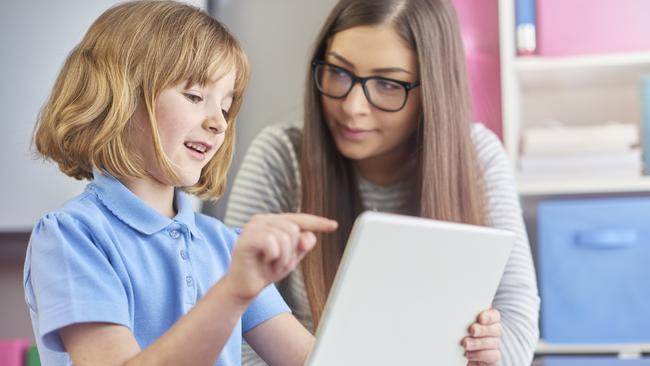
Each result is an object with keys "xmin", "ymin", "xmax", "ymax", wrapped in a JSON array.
[
  {"xmin": 300, "ymin": 0, "xmax": 487, "ymax": 328},
  {"xmin": 33, "ymin": 0, "xmax": 249, "ymax": 200}
]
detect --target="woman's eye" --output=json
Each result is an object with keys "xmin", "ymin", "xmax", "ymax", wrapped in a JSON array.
[
  {"xmin": 378, "ymin": 80, "xmax": 400, "ymax": 90},
  {"xmin": 326, "ymin": 67, "xmax": 349, "ymax": 80},
  {"xmin": 184, "ymin": 93, "xmax": 203, "ymax": 103},
  {"xmin": 221, "ymin": 109, "xmax": 230, "ymax": 120},
  {"xmin": 334, "ymin": 69, "xmax": 347, "ymax": 77}
]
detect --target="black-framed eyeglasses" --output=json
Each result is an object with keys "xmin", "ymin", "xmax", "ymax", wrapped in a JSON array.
[{"xmin": 312, "ymin": 59, "xmax": 420, "ymax": 112}]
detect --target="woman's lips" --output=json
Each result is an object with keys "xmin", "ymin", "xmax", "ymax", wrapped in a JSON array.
[{"xmin": 336, "ymin": 122, "xmax": 376, "ymax": 141}]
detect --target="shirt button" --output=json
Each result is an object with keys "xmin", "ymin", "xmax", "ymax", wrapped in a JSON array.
[
  {"xmin": 169, "ymin": 229, "xmax": 180, "ymax": 239},
  {"xmin": 180, "ymin": 250, "xmax": 188, "ymax": 260},
  {"xmin": 185, "ymin": 275, "xmax": 193, "ymax": 287}
]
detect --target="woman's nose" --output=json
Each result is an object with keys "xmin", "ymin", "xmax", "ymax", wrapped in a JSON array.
[{"xmin": 341, "ymin": 83, "xmax": 371, "ymax": 116}]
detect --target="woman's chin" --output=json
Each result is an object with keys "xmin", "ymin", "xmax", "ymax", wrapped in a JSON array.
[{"xmin": 335, "ymin": 143, "xmax": 375, "ymax": 162}]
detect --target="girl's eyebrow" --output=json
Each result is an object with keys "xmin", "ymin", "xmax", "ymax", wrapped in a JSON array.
[{"xmin": 326, "ymin": 51, "xmax": 413, "ymax": 75}]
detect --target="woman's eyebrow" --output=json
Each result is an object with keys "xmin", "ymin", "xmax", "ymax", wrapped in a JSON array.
[
  {"xmin": 371, "ymin": 66, "xmax": 412, "ymax": 75},
  {"xmin": 326, "ymin": 52, "xmax": 355, "ymax": 68},
  {"xmin": 326, "ymin": 51, "xmax": 412, "ymax": 75}
]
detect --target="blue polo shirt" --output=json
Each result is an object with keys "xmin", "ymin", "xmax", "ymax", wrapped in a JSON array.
[{"xmin": 23, "ymin": 171, "xmax": 290, "ymax": 366}]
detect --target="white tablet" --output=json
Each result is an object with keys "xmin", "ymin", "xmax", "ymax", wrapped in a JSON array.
[{"xmin": 305, "ymin": 211, "xmax": 515, "ymax": 366}]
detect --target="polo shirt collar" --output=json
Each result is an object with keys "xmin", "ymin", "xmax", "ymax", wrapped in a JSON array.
[
  {"xmin": 174, "ymin": 188, "xmax": 200, "ymax": 237},
  {"xmin": 90, "ymin": 170, "xmax": 199, "ymax": 237}
]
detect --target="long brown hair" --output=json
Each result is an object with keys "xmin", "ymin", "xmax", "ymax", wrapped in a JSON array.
[
  {"xmin": 33, "ymin": 1, "xmax": 249, "ymax": 200},
  {"xmin": 300, "ymin": 0, "xmax": 487, "ymax": 328}
]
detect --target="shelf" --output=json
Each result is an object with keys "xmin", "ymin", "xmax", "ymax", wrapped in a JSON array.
[
  {"xmin": 517, "ymin": 176, "xmax": 650, "ymax": 196},
  {"xmin": 517, "ymin": 52, "xmax": 650, "ymax": 72},
  {"xmin": 536, "ymin": 340, "xmax": 650, "ymax": 357},
  {"xmin": 515, "ymin": 52, "xmax": 650, "ymax": 90}
]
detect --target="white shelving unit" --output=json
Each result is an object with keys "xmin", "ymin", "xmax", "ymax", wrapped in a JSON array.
[
  {"xmin": 498, "ymin": 0, "xmax": 650, "ymax": 357},
  {"xmin": 516, "ymin": 52, "xmax": 650, "ymax": 99},
  {"xmin": 536, "ymin": 341, "xmax": 650, "ymax": 358},
  {"xmin": 499, "ymin": 0, "xmax": 650, "ymax": 197},
  {"xmin": 518, "ymin": 176, "xmax": 650, "ymax": 196}
]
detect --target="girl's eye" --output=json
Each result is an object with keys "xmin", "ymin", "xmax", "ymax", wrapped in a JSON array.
[
  {"xmin": 221, "ymin": 109, "xmax": 230, "ymax": 120},
  {"xmin": 184, "ymin": 93, "xmax": 203, "ymax": 103}
]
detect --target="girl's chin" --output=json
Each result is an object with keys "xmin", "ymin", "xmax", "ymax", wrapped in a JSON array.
[{"xmin": 175, "ymin": 172, "xmax": 202, "ymax": 188}]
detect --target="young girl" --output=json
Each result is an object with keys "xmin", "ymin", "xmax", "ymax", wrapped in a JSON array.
[
  {"xmin": 23, "ymin": 2, "xmax": 337, "ymax": 365},
  {"xmin": 225, "ymin": 0, "xmax": 540, "ymax": 365}
]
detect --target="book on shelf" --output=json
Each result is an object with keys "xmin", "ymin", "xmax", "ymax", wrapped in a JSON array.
[
  {"xmin": 515, "ymin": 0, "xmax": 536, "ymax": 55},
  {"xmin": 521, "ymin": 122, "xmax": 639, "ymax": 156},
  {"xmin": 0, "ymin": 339, "xmax": 30, "ymax": 366},
  {"xmin": 25, "ymin": 344, "xmax": 40, "ymax": 366},
  {"xmin": 519, "ymin": 149, "xmax": 643, "ymax": 181},
  {"xmin": 519, "ymin": 122, "xmax": 642, "ymax": 181}
]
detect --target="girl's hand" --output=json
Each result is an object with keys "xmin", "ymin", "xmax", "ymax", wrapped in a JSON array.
[
  {"xmin": 461, "ymin": 308, "xmax": 502, "ymax": 366},
  {"xmin": 225, "ymin": 213, "xmax": 338, "ymax": 304}
]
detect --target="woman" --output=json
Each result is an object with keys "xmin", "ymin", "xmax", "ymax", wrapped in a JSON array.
[{"xmin": 225, "ymin": 0, "xmax": 539, "ymax": 365}]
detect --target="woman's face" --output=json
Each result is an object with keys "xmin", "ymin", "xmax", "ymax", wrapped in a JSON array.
[{"xmin": 320, "ymin": 24, "xmax": 421, "ymax": 164}]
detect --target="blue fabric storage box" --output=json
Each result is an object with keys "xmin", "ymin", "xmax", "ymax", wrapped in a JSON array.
[
  {"xmin": 538, "ymin": 197, "xmax": 650, "ymax": 343},
  {"xmin": 540, "ymin": 356, "xmax": 650, "ymax": 366}
]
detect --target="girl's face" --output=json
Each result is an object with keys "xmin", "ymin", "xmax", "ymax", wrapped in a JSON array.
[
  {"xmin": 321, "ymin": 24, "xmax": 421, "ymax": 164},
  {"xmin": 133, "ymin": 69, "xmax": 236, "ymax": 187}
]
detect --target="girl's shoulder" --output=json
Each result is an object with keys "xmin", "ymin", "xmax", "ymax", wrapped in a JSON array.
[
  {"xmin": 42, "ymin": 187, "xmax": 105, "ymax": 221},
  {"xmin": 30, "ymin": 187, "xmax": 112, "ymax": 247}
]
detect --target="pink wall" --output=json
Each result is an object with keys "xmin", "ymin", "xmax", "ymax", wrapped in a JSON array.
[
  {"xmin": 537, "ymin": 0, "xmax": 650, "ymax": 56},
  {"xmin": 452, "ymin": 0, "xmax": 502, "ymax": 138}
]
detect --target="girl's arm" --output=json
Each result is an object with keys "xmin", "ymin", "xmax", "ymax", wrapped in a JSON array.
[
  {"xmin": 60, "ymin": 276, "xmax": 251, "ymax": 366},
  {"xmin": 61, "ymin": 213, "xmax": 336, "ymax": 366},
  {"xmin": 225, "ymin": 124, "xmax": 305, "ymax": 365},
  {"xmin": 244, "ymin": 312, "xmax": 315, "ymax": 366}
]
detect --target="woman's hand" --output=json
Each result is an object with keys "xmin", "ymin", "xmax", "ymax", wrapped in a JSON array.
[
  {"xmin": 225, "ymin": 213, "xmax": 337, "ymax": 304},
  {"xmin": 461, "ymin": 308, "xmax": 502, "ymax": 366}
]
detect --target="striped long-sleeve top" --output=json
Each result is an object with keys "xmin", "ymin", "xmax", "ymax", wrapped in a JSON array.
[{"xmin": 224, "ymin": 121, "xmax": 540, "ymax": 366}]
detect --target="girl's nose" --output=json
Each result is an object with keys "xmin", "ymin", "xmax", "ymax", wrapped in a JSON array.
[{"xmin": 204, "ymin": 113, "xmax": 227, "ymax": 134}]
